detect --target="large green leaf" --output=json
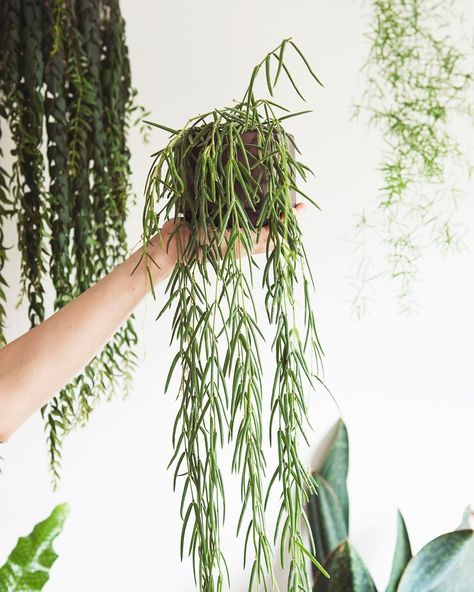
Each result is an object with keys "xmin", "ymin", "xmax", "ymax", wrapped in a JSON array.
[
  {"xmin": 307, "ymin": 475, "xmax": 348, "ymax": 564},
  {"xmin": 430, "ymin": 507, "xmax": 474, "ymax": 592},
  {"xmin": 385, "ymin": 511, "xmax": 412, "ymax": 592},
  {"xmin": 0, "ymin": 504, "xmax": 69, "ymax": 592},
  {"xmin": 313, "ymin": 540, "xmax": 376, "ymax": 592},
  {"xmin": 320, "ymin": 420, "xmax": 349, "ymax": 529},
  {"xmin": 397, "ymin": 529, "xmax": 473, "ymax": 592}
]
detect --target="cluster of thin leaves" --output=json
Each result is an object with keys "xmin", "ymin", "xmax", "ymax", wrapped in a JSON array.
[
  {"xmin": 351, "ymin": 0, "xmax": 474, "ymax": 314},
  {"xmin": 141, "ymin": 39, "xmax": 325, "ymax": 591},
  {"xmin": 0, "ymin": 0, "xmax": 139, "ymax": 482}
]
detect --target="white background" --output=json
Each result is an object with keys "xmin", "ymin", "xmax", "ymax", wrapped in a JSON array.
[{"xmin": 1, "ymin": 1, "xmax": 474, "ymax": 590}]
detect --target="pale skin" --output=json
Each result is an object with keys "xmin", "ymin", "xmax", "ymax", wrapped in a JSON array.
[{"xmin": 0, "ymin": 203, "xmax": 305, "ymax": 441}]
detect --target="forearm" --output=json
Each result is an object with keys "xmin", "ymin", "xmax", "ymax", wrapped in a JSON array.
[{"xmin": 0, "ymin": 236, "xmax": 172, "ymax": 441}]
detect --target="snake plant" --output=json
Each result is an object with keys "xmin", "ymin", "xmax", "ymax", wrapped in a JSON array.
[
  {"xmin": 308, "ymin": 421, "xmax": 474, "ymax": 591},
  {"xmin": 141, "ymin": 39, "xmax": 324, "ymax": 591}
]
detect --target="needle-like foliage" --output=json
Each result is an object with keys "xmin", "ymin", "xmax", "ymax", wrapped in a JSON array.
[
  {"xmin": 142, "ymin": 39, "xmax": 325, "ymax": 592},
  {"xmin": 0, "ymin": 0, "xmax": 140, "ymax": 481},
  {"xmin": 351, "ymin": 0, "xmax": 474, "ymax": 314}
]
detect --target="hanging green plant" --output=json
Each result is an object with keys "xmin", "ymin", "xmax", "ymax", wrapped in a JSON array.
[
  {"xmin": 141, "ymin": 39, "xmax": 325, "ymax": 592},
  {"xmin": 0, "ymin": 0, "xmax": 142, "ymax": 480},
  {"xmin": 351, "ymin": 0, "xmax": 474, "ymax": 314}
]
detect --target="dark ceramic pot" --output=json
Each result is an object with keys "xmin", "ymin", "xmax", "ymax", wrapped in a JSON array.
[{"xmin": 176, "ymin": 130, "xmax": 296, "ymax": 227}]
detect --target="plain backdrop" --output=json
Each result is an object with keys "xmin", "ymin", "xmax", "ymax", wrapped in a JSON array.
[{"xmin": 1, "ymin": 1, "xmax": 474, "ymax": 590}]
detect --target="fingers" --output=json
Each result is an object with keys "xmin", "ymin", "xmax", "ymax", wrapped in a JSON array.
[
  {"xmin": 294, "ymin": 202, "xmax": 306, "ymax": 215},
  {"xmin": 278, "ymin": 201, "xmax": 306, "ymax": 222}
]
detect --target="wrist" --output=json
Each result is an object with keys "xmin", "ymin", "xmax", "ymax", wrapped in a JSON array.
[{"xmin": 146, "ymin": 232, "xmax": 177, "ymax": 282}]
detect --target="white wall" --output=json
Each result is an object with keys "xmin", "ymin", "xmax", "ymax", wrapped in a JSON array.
[{"xmin": 1, "ymin": 1, "xmax": 474, "ymax": 590}]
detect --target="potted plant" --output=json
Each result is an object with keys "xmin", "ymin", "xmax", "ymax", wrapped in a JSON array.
[
  {"xmin": 308, "ymin": 421, "xmax": 474, "ymax": 591},
  {"xmin": 140, "ymin": 39, "xmax": 325, "ymax": 591}
]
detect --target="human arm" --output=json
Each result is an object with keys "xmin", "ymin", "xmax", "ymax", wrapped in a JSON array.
[
  {"xmin": 0, "ymin": 228, "xmax": 176, "ymax": 442},
  {"xmin": 0, "ymin": 203, "xmax": 304, "ymax": 441}
]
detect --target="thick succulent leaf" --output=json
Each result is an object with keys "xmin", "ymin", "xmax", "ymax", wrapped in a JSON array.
[
  {"xmin": 385, "ymin": 511, "xmax": 412, "ymax": 592},
  {"xmin": 307, "ymin": 475, "xmax": 348, "ymax": 564},
  {"xmin": 397, "ymin": 529, "xmax": 473, "ymax": 592},
  {"xmin": 320, "ymin": 420, "xmax": 349, "ymax": 529},
  {"xmin": 0, "ymin": 504, "xmax": 69, "ymax": 592},
  {"xmin": 430, "ymin": 507, "xmax": 474, "ymax": 592},
  {"xmin": 313, "ymin": 540, "xmax": 376, "ymax": 592}
]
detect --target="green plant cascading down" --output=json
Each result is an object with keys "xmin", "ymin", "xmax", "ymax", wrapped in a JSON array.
[
  {"xmin": 141, "ymin": 40, "xmax": 325, "ymax": 591},
  {"xmin": 307, "ymin": 421, "xmax": 474, "ymax": 592},
  {"xmin": 0, "ymin": 0, "xmax": 141, "ymax": 478},
  {"xmin": 351, "ymin": 0, "xmax": 474, "ymax": 314}
]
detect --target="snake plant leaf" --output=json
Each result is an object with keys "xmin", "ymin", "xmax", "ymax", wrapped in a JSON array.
[
  {"xmin": 308, "ymin": 420, "xmax": 349, "ymax": 566},
  {"xmin": 307, "ymin": 475, "xmax": 348, "ymax": 564},
  {"xmin": 397, "ymin": 529, "xmax": 474, "ymax": 592},
  {"xmin": 430, "ymin": 507, "xmax": 474, "ymax": 592},
  {"xmin": 313, "ymin": 540, "xmax": 376, "ymax": 592},
  {"xmin": 0, "ymin": 504, "xmax": 69, "ymax": 592},
  {"xmin": 320, "ymin": 420, "xmax": 349, "ymax": 529},
  {"xmin": 385, "ymin": 510, "xmax": 412, "ymax": 592}
]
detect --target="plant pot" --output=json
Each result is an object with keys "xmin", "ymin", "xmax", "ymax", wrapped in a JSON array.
[{"xmin": 175, "ymin": 129, "xmax": 297, "ymax": 227}]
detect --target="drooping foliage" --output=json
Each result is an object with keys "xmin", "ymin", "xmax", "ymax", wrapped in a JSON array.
[
  {"xmin": 0, "ymin": 0, "xmax": 140, "ymax": 480},
  {"xmin": 352, "ymin": 0, "xmax": 474, "ymax": 314},
  {"xmin": 142, "ymin": 39, "xmax": 325, "ymax": 592}
]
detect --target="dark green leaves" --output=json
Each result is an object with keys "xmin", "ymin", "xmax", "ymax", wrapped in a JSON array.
[
  {"xmin": 307, "ymin": 476, "xmax": 348, "ymax": 565},
  {"xmin": 313, "ymin": 541, "xmax": 376, "ymax": 592},
  {"xmin": 307, "ymin": 421, "xmax": 474, "ymax": 591},
  {"xmin": 307, "ymin": 420, "xmax": 349, "ymax": 564},
  {"xmin": 0, "ymin": 504, "xmax": 68, "ymax": 592},
  {"xmin": 0, "ymin": 0, "xmax": 140, "ymax": 480}
]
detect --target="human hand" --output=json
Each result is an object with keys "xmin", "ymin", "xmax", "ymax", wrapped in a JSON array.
[{"xmin": 148, "ymin": 202, "xmax": 306, "ymax": 272}]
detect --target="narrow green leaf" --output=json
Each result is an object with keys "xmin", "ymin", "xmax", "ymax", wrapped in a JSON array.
[
  {"xmin": 294, "ymin": 539, "xmax": 329, "ymax": 578},
  {"xmin": 320, "ymin": 420, "xmax": 350, "ymax": 530},
  {"xmin": 307, "ymin": 475, "xmax": 347, "ymax": 563},
  {"xmin": 143, "ymin": 120, "xmax": 180, "ymax": 135},
  {"xmin": 273, "ymin": 39, "xmax": 287, "ymax": 86},
  {"xmin": 277, "ymin": 109, "xmax": 313, "ymax": 123},
  {"xmin": 265, "ymin": 55, "xmax": 273, "ymax": 97},
  {"xmin": 289, "ymin": 40, "xmax": 324, "ymax": 87},
  {"xmin": 385, "ymin": 511, "xmax": 412, "ymax": 592}
]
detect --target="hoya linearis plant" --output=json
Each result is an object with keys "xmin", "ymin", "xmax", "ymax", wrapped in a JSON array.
[
  {"xmin": 351, "ymin": 0, "xmax": 474, "ymax": 314},
  {"xmin": 0, "ymin": 0, "xmax": 143, "ymax": 480},
  {"xmin": 141, "ymin": 39, "xmax": 327, "ymax": 591}
]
